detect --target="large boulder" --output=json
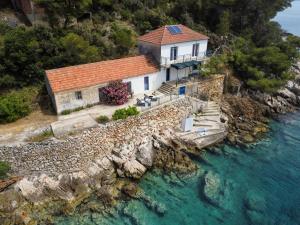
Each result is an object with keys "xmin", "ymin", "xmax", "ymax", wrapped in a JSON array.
[
  {"xmin": 136, "ymin": 137, "xmax": 154, "ymax": 168},
  {"xmin": 202, "ymin": 171, "xmax": 222, "ymax": 207},
  {"xmin": 123, "ymin": 159, "xmax": 147, "ymax": 179},
  {"xmin": 277, "ymin": 88, "xmax": 298, "ymax": 105}
]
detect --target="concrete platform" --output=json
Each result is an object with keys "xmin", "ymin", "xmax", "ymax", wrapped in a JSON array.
[{"xmin": 51, "ymin": 114, "xmax": 98, "ymax": 137}]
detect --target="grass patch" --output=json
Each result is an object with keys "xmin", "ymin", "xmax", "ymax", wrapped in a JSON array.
[
  {"xmin": 60, "ymin": 104, "xmax": 95, "ymax": 115},
  {"xmin": 96, "ymin": 115, "xmax": 110, "ymax": 124},
  {"xmin": 0, "ymin": 161, "xmax": 10, "ymax": 179},
  {"xmin": 27, "ymin": 129, "xmax": 54, "ymax": 142}
]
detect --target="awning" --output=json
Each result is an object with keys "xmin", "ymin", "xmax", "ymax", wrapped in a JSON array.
[{"xmin": 171, "ymin": 60, "xmax": 201, "ymax": 70}]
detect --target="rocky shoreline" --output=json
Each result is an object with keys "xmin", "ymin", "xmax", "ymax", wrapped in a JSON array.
[
  {"xmin": 221, "ymin": 62, "xmax": 300, "ymax": 147},
  {"xmin": 0, "ymin": 97, "xmax": 215, "ymax": 225}
]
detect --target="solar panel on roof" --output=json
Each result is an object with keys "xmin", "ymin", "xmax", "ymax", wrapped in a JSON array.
[
  {"xmin": 167, "ymin": 25, "xmax": 182, "ymax": 35},
  {"xmin": 173, "ymin": 26, "xmax": 182, "ymax": 34}
]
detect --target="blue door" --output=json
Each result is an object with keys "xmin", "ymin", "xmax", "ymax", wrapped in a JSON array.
[
  {"xmin": 144, "ymin": 76, "xmax": 149, "ymax": 91},
  {"xmin": 179, "ymin": 86, "xmax": 186, "ymax": 95}
]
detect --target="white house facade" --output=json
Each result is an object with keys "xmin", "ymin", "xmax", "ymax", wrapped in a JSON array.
[{"xmin": 45, "ymin": 24, "xmax": 209, "ymax": 114}]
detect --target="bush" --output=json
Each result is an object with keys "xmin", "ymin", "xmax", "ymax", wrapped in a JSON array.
[
  {"xmin": 99, "ymin": 81, "xmax": 129, "ymax": 105},
  {"xmin": 96, "ymin": 115, "xmax": 110, "ymax": 124},
  {"xmin": 0, "ymin": 161, "xmax": 10, "ymax": 179},
  {"xmin": 0, "ymin": 87, "xmax": 39, "ymax": 123},
  {"xmin": 112, "ymin": 106, "xmax": 139, "ymax": 120}
]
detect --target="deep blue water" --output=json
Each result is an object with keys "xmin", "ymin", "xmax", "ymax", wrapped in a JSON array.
[
  {"xmin": 274, "ymin": 0, "xmax": 300, "ymax": 36},
  {"xmin": 55, "ymin": 111, "xmax": 300, "ymax": 225}
]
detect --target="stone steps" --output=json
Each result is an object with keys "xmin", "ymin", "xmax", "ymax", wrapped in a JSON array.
[{"xmin": 158, "ymin": 83, "xmax": 175, "ymax": 95}]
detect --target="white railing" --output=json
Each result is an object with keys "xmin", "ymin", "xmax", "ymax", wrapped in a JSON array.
[{"xmin": 160, "ymin": 52, "xmax": 207, "ymax": 67}]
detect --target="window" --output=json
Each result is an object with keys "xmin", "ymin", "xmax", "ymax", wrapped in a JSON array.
[
  {"xmin": 170, "ymin": 47, "xmax": 178, "ymax": 60},
  {"xmin": 75, "ymin": 91, "xmax": 82, "ymax": 100},
  {"xmin": 192, "ymin": 43, "xmax": 199, "ymax": 57}
]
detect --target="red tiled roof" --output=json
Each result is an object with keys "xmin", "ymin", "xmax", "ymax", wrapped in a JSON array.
[
  {"xmin": 138, "ymin": 24, "xmax": 209, "ymax": 45},
  {"xmin": 46, "ymin": 55, "xmax": 159, "ymax": 93}
]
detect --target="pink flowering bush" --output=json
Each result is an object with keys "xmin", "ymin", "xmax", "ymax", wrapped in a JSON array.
[{"xmin": 100, "ymin": 80, "xmax": 129, "ymax": 105}]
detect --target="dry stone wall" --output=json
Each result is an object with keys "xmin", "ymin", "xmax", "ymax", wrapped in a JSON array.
[
  {"xmin": 0, "ymin": 97, "xmax": 202, "ymax": 176},
  {"xmin": 198, "ymin": 75, "xmax": 225, "ymax": 102}
]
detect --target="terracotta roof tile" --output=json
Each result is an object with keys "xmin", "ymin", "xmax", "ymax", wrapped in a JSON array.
[
  {"xmin": 138, "ymin": 24, "xmax": 209, "ymax": 45},
  {"xmin": 46, "ymin": 55, "xmax": 159, "ymax": 93}
]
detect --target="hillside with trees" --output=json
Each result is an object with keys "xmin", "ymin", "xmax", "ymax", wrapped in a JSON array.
[{"xmin": 0, "ymin": 0, "xmax": 300, "ymax": 123}]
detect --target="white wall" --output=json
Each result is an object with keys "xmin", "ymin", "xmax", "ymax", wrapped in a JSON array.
[
  {"xmin": 161, "ymin": 40, "xmax": 208, "ymax": 63},
  {"xmin": 123, "ymin": 72, "xmax": 164, "ymax": 95}
]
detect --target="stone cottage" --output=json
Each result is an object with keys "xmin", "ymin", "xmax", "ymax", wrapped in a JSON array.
[{"xmin": 45, "ymin": 24, "xmax": 209, "ymax": 114}]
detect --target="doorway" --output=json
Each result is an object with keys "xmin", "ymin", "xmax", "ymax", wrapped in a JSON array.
[
  {"xmin": 166, "ymin": 68, "xmax": 170, "ymax": 81},
  {"xmin": 144, "ymin": 76, "xmax": 149, "ymax": 91}
]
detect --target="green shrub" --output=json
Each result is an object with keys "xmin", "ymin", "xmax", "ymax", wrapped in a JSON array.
[
  {"xmin": 126, "ymin": 106, "xmax": 139, "ymax": 116},
  {"xmin": 112, "ymin": 106, "xmax": 139, "ymax": 120},
  {"xmin": 0, "ymin": 87, "xmax": 39, "ymax": 123},
  {"xmin": 96, "ymin": 115, "xmax": 110, "ymax": 124},
  {"xmin": 0, "ymin": 161, "xmax": 10, "ymax": 179}
]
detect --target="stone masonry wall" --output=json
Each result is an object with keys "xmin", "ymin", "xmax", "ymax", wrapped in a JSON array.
[
  {"xmin": 0, "ymin": 97, "xmax": 202, "ymax": 176},
  {"xmin": 198, "ymin": 75, "xmax": 225, "ymax": 102}
]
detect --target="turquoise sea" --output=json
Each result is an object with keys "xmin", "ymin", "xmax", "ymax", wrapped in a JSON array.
[
  {"xmin": 55, "ymin": 111, "xmax": 300, "ymax": 225},
  {"xmin": 274, "ymin": 0, "xmax": 300, "ymax": 36}
]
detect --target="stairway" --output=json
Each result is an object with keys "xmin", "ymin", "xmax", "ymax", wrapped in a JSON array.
[
  {"xmin": 176, "ymin": 101, "xmax": 227, "ymax": 148},
  {"xmin": 158, "ymin": 83, "xmax": 176, "ymax": 95}
]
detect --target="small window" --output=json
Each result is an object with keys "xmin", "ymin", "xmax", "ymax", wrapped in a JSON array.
[
  {"xmin": 192, "ymin": 43, "xmax": 199, "ymax": 57},
  {"xmin": 75, "ymin": 91, "xmax": 82, "ymax": 100},
  {"xmin": 170, "ymin": 47, "xmax": 178, "ymax": 60}
]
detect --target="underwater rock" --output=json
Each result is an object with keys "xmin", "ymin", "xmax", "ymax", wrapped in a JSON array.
[
  {"xmin": 202, "ymin": 171, "xmax": 222, "ymax": 207},
  {"xmin": 123, "ymin": 202, "xmax": 146, "ymax": 225},
  {"xmin": 140, "ymin": 194, "xmax": 167, "ymax": 216},
  {"xmin": 121, "ymin": 182, "xmax": 139, "ymax": 198},
  {"xmin": 244, "ymin": 191, "xmax": 266, "ymax": 212},
  {"xmin": 202, "ymin": 171, "xmax": 234, "ymax": 210},
  {"xmin": 245, "ymin": 209, "xmax": 268, "ymax": 225}
]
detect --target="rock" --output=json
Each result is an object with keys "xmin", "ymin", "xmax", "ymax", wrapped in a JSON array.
[
  {"xmin": 140, "ymin": 194, "xmax": 167, "ymax": 216},
  {"xmin": 242, "ymin": 134, "xmax": 255, "ymax": 143},
  {"xmin": 244, "ymin": 191, "xmax": 266, "ymax": 212},
  {"xmin": 245, "ymin": 210, "xmax": 268, "ymax": 225},
  {"xmin": 202, "ymin": 171, "xmax": 222, "ymax": 207},
  {"xmin": 122, "ymin": 182, "xmax": 139, "ymax": 198},
  {"xmin": 123, "ymin": 160, "xmax": 147, "ymax": 179},
  {"xmin": 136, "ymin": 138, "xmax": 154, "ymax": 168},
  {"xmin": 277, "ymin": 88, "xmax": 298, "ymax": 105}
]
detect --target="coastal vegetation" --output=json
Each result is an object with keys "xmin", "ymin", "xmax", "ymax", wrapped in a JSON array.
[
  {"xmin": 112, "ymin": 106, "xmax": 139, "ymax": 120},
  {"xmin": 0, "ymin": 0, "xmax": 300, "ymax": 122},
  {"xmin": 0, "ymin": 161, "xmax": 10, "ymax": 179},
  {"xmin": 0, "ymin": 86, "xmax": 40, "ymax": 123}
]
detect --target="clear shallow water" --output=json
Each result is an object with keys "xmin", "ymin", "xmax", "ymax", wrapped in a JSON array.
[
  {"xmin": 274, "ymin": 0, "xmax": 300, "ymax": 36},
  {"xmin": 55, "ymin": 111, "xmax": 300, "ymax": 225}
]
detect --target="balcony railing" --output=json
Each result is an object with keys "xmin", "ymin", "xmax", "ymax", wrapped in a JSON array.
[{"xmin": 160, "ymin": 51, "xmax": 207, "ymax": 67}]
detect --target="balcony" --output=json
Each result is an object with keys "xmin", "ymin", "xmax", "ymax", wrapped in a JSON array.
[{"xmin": 160, "ymin": 51, "xmax": 208, "ymax": 67}]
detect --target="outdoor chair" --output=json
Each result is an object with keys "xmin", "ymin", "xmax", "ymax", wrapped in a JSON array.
[{"xmin": 136, "ymin": 98, "xmax": 146, "ymax": 107}]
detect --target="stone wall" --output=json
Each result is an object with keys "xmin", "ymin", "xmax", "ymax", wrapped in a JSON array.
[
  {"xmin": 197, "ymin": 75, "xmax": 225, "ymax": 102},
  {"xmin": 0, "ymin": 97, "xmax": 202, "ymax": 176}
]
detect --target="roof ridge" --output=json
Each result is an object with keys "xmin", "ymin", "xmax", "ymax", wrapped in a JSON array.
[
  {"xmin": 46, "ymin": 55, "xmax": 148, "ymax": 73},
  {"xmin": 159, "ymin": 25, "xmax": 167, "ymax": 45}
]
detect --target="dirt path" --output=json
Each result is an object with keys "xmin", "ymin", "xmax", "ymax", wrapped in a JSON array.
[{"xmin": 0, "ymin": 109, "xmax": 57, "ymax": 145}]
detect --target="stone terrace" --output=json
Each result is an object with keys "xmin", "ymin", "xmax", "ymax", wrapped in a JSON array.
[{"xmin": 0, "ymin": 97, "xmax": 199, "ymax": 176}]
